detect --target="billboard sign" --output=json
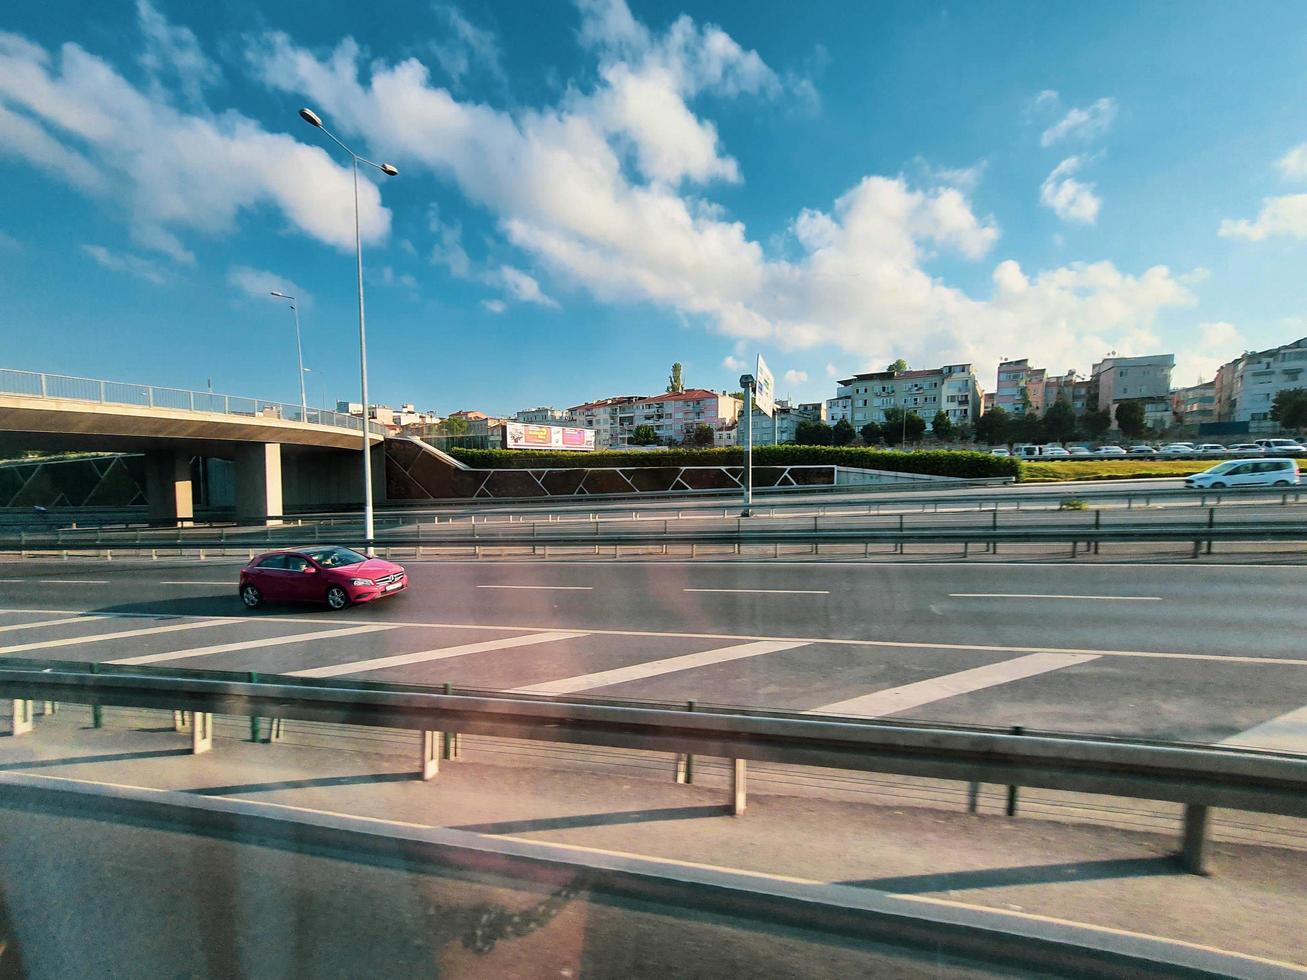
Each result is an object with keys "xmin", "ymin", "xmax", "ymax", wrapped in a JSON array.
[
  {"xmin": 754, "ymin": 354, "xmax": 776, "ymax": 417},
  {"xmin": 505, "ymin": 422, "xmax": 596, "ymax": 452}
]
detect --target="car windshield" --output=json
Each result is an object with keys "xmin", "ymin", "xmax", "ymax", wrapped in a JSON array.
[
  {"xmin": 302, "ymin": 546, "xmax": 368, "ymax": 568},
  {"xmin": 1204, "ymin": 461, "xmax": 1241, "ymax": 474}
]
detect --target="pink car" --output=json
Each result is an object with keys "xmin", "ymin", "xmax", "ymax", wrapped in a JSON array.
[{"xmin": 239, "ymin": 546, "xmax": 407, "ymax": 611}]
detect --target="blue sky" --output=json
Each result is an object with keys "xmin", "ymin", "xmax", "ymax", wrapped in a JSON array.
[{"xmin": 3, "ymin": 0, "xmax": 1307, "ymax": 415}]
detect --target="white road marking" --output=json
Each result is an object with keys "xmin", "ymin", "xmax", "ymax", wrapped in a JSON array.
[
  {"xmin": 290, "ymin": 630, "xmax": 587, "ymax": 678},
  {"xmin": 810, "ymin": 653, "xmax": 1100, "ymax": 717},
  {"xmin": 35, "ymin": 580, "xmax": 109, "ymax": 585},
  {"xmin": 683, "ymin": 588, "xmax": 830, "ymax": 595},
  {"xmin": 0, "ymin": 618, "xmax": 236, "ymax": 655},
  {"xmin": 160, "ymin": 580, "xmax": 231, "ymax": 585},
  {"xmin": 511, "ymin": 639, "xmax": 810, "ymax": 695},
  {"xmin": 110, "ymin": 624, "xmax": 399, "ymax": 666},
  {"xmin": 948, "ymin": 593, "xmax": 1162, "ymax": 602},
  {"xmin": 1220, "ymin": 705, "xmax": 1307, "ymax": 754},
  {"xmin": 475, "ymin": 585, "xmax": 594, "ymax": 591},
  {"xmin": 0, "ymin": 614, "xmax": 111, "ymax": 634}
]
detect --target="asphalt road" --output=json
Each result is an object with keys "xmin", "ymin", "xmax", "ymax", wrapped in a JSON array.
[{"xmin": 2, "ymin": 558, "xmax": 1305, "ymax": 746}]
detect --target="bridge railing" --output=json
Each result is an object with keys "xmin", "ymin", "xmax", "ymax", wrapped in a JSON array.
[{"xmin": 0, "ymin": 368, "xmax": 386, "ymax": 436}]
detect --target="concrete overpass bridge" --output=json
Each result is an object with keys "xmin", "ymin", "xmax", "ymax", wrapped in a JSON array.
[{"xmin": 0, "ymin": 369, "xmax": 384, "ymax": 523}]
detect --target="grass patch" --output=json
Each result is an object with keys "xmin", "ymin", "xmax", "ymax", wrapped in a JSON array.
[{"xmin": 1020, "ymin": 459, "xmax": 1227, "ymax": 482}]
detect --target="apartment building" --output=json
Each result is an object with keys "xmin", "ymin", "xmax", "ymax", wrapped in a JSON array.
[
  {"xmin": 745, "ymin": 399, "xmax": 823, "ymax": 445},
  {"xmin": 1172, "ymin": 381, "xmax": 1216, "ymax": 427},
  {"xmin": 836, "ymin": 363, "xmax": 981, "ymax": 431},
  {"xmin": 626, "ymin": 389, "xmax": 742, "ymax": 445},
  {"xmin": 514, "ymin": 406, "xmax": 568, "ymax": 424},
  {"xmin": 1041, "ymin": 371, "xmax": 1095, "ymax": 416},
  {"xmin": 1213, "ymin": 337, "xmax": 1307, "ymax": 427},
  {"xmin": 992, "ymin": 359, "xmax": 1044, "ymax": 416},
  {"xmin": 1091, "ymin": 354, "xmax": 1174, "ymax": 413},
  {"xmin": 566, "ymin": 395, "xmax": 644, "ymax": 448},
  {"xmin": 825, "ymin": 395, "xmax": 851, "ymax": 424}
]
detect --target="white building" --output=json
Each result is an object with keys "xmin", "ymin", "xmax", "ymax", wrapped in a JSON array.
[
  {"xmin": 826, "ymin": 395, "xmax": 851, "ymax": 424},
  {"xmin": 1213, "ymin": 337, "xmax": 1307, "ymax": 428},
  {"xmin": 514, "ymin": 406, "xmax": 569, "ymax": 424},
  {"xmin": 625, "ymin": 389, "xmax": 742, "ymax": 445},
  {"xmin": 1091, "ymin": 354, "xmax": 1174, "ymax": 414},
  {"xmin": 566, "ymin": 396, "xmax": 644, "ymax": 448},
  {"xmin": 745, "ymin": 399, "xmax": 823, "ymax": 445},
  {"xmin": 835, "ymin": 363, "xmax": 981, "ymax": 431}
]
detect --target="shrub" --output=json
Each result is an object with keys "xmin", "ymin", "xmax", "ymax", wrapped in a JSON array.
[{"xmin": 448, "ymin": 446, "xmax": 1020, "ymax": 479}]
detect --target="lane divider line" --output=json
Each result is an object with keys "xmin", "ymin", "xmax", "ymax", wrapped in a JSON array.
[
  {"xmin": 0, "ymin": 614, "xmax": 111, "ymax": 635},
  {"xmin": 0, "ymin": 618, "xmax": 237, "ymax": 656},
  {"xmin": 110, "ymin": 623, "xmax": 400, "ymax": 666},
  {"xmin": 289, "ymin": 630, "xmax": 588, "ymax": 679},
  {"xmin": 948, "ymin": 593, "xmax": 1163, "ymax": 602}
]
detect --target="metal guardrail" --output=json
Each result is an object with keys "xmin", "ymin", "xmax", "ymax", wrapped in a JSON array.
[
  {"xmin": 2, "ymin": 660, "xmax": 1304, "ymax": 877},
  {"xmin": 0, "ymin": 367, "xmax": 385, "ymax": 436}
]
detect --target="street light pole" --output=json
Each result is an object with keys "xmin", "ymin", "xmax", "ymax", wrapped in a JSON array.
[
  {"xmin": 269, "ymin": 291, "xmax": 307, "ymax": 418},
  {"xmin": 299, "ymin": 107, "xmax": 399, "ymax": 554}
]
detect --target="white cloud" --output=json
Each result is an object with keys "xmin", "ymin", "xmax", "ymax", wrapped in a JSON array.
[
  {"xmin": 82, "ymin": 244, "xmax": 169, "ymax": 284},
  {"xmin": 497, "ymin": 265, "xmax": 558, "ymax": 307},
  {"xmin": 721, "ymin": 355, "xmax": 745, "ymax": 372},
  {"xmin": 782, "ymin": 368, "xmax": 808, "ymax": 385},
  {"xmin": 1040, "ymin": 157, "xmax": 1101, "ymax": 224},
  {"xmin": 227, "ymin": 265, "xmax": 308, "ymax": 305},
  {"xmin": 1173, "ymin": 321, "xmax": 1245, "ymax": 386},
  {"xmin": 1040, "ymin": 97, "xmax": 1117, "ymax": 147},
  {"xmin": 135, "ymin": 0, "xmax": 221, "ymax": 104},
  {"xmin": 430, "ymin": 4, "xmax": 506, "ymax": 89},
  {"xmin": 1277, "ymin": 143, "xmax": 1307, "ymax": 181},
  {"xmin": 243, "ymin": 12, "xmax": 1193, "ymax": 380},
  {"xmin": 428, "ymin": 207, "xmax": 472, "ymax": 278},
  {"xmin": 0, "ymin": 26, "xmax": 392, "ymax": 264},
  {"xmin": 481, "ymin": 298, "xmax": 507, "ymax": 314},
  {"xmin": 1219, "ymin": 194, "xmax": 1307, "ymax": 241},
  {"xmin": 824, "ymin": 363, "xmax": 839, "ymax": 378}
]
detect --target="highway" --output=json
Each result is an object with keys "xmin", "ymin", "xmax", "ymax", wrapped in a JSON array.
[{"xmin": 2, "ymin": 557, "xmax": 1305, "ymax": 747}]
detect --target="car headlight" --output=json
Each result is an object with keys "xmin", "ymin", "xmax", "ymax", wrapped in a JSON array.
[{"xmin": 351, "ymin": 578, "xmax": 375, "ymax": 586}]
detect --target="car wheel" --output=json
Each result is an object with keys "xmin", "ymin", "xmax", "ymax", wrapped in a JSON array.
[
  {"xmin": 1210, "ymin": 481, "xmax": 1226, "ymax": 489},
  {"xmin": 1275, "ymin": 480, "xmax": 1291, "ymax": 487},
  {"xmin": 241, "ymin": 585, "xmax": 262, "ymax": 609},
  {"xmin": 326, "ymin": 585, "xmax": 350, "ymax": 610}
]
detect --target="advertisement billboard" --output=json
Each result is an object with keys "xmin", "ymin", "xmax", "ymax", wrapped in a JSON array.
[
  {"xmin": 504, "ymin": 422, "xmax": 596, "ymax": 452},
  {"xmin": 754, "ymin": 354, "xmax": 776, "ymax": 417}
]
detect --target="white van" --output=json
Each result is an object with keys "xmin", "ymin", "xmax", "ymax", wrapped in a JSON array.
[{"xmin": 1184, "ymin": 458, "xmax": 1299, "ymax": 489}]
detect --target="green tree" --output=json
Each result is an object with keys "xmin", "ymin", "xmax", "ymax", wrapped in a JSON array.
[
  {"xmin": 631, "ymin": 423, "xmax": 658, "ymax": 445},
  {"xmin": 886, "ymin": 358, "xmax": 909, "ymax": 373},
  {"xmin": 882, "ymin": 407, "xmax": 925, "ymax": 445},
  {"xmin": 667, "ymin": 362, "xmax": 684, "ymax": 393},
  {"xmin": 859, "ymin": 420, "xmax": 882, "ymax": 445},
  {"xmin": 1080, "ymin": 408, "xmax": 1112, "ymax": 440},
  {"xmin": 685, "ymin": 423, "xmax": 715, "ymax": 447},
  {"xmin": 955, "ymin": 422, "xmax": 973, "ymax": 443},
  {"xmin": 930, "ymin": 410, "xmax": 954, "ymax": 442},
  {"xmin": 1271, "ymin": 388, "xmax": 1307, "ymax": 433},
  {"xmin": 1042, "ymin": 399, "xmax": 1078, "ymax": 445},
  {"xmin": 831, "ymin": 417, "xmax": 855, "ymax": 446},
  {"xmin": 442, "ymin": 416, "xmax": 469, "ymax": 435},
  {"xmin": 1012, "ymin": 412, "xmax": 1045, "ymax": 445},
  {"xmin": 794, "ymin": 419, "xmax": 834, "ymax": 445},
  {"xmin": 1115, "ymin": 400, "xmax": 1146, "ymax": 439},
  {"xmin": 974, "ymin": 406, "xmax": 1010, "ymax": 447}
]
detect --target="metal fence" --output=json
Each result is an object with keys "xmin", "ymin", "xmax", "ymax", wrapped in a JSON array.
[{"xmin": 0, "ymin": 368, "xmax": 385, "ymax": 436}]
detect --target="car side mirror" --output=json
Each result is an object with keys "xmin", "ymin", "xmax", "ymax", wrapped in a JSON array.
[{"xmin": 302, "ymin": 566, "xmax": 317, "ymax": 574}]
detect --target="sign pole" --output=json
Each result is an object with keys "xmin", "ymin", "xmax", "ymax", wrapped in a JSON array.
[{"xmin": 742, "ymin": 380, "xmax": 754, "ymax": 516}]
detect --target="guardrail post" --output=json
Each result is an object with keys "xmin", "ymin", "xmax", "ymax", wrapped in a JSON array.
[
  {"xmin": 675, "ymin": 699, "xmax": 696, "ymax": 784},
  {"xmin": 442, "ymin": 683, "xmax": 462, "ymax": 759},
  {"xmin": 1180, "ymin": 803, "xmax": 1210, "ymax": 875},
  {"xmin": 1005, "ymin": 726, "xmax": 1022, "ymax": 816},
  {"xmin": 90, "ymin": 663, "xmax": 103, "ymax": 727},
  {"xmin": 191, "ymin": 712, "xmax": 213, "ymax": 754},
  {"xmin": 1206, "ymin": 508, "xmax": 1215, "ymax": 555},
  {"xmin": 173, "ymin": 710, "xmax": 190, "ymax": 732},
  {"xmin": 248, "ymin": 671, "xmax": 262, "ymax": 742},
  {"xmin": 1093, "ymin": 511, "xmax": 1101, "ymax": 554},
  {"xmin": 421, "ymin": 730, "xmax": 440, "ymax": 780},
  {"xmin": 9, "ymin": 700, "xmax": 34, "ymax": 736},
  {"xmin": 732, "ymin": 759, "xmax": 747, "ymax": 815},
  {"xmin": 967, "ymin": 781, "xmax": 980, "ymax": 814}
]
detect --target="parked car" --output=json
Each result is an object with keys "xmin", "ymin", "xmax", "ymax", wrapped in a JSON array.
[
  {"xmin": 1184, "ymin": 458, "xmax": 1299, "ymax": 489},
  {"xmin": 1042, "ymin": 445, "xmax": 1071, "ymax": 456},
  {"xmin": 1068, "ymin": 446, "xmax": 1092, "ymax": 455},
  {"xmin": 239, "ymin": 546, "xmax": 408, "ymax": 610},
  {"xmin": 1128, "ymin": 444, "xmax": 1155, "ymax": 455},
  {"xmin": 1160, "ymin": 443, "xmax": 1195, "ymax": 455},
  {"xmin": 1097, "ymin": 445, "xmax": 1127, "ymax": 456},
  {"xmin": 989, "ymin": 447, "xmax": 1010, "ymax": 456},
  {"xmin": 1254, "ymin": 438, "xmax": 1307, "ymax": 455},
  {"xmin": 1195, "ymin": 444, "xmax": 1227, "ymax": 454},
  {"xmin": 1013, "ymin": 444, "xmax": 1044, "ymax": 458}
]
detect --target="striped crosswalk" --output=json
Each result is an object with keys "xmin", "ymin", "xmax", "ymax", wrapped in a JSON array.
[
  {"xmin": 110, "ymin": 624, "xmax": 401, "ymax": 666},
  {"xmin": 291, "ymin": 630, "xmax": 588, "ymax": 679},
  {"xmin": 1221, "ymin": 705, "xmax": 1307, "ymax": 754}
]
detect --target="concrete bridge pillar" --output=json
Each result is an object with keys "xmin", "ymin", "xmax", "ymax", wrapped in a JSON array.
[
  {"xmin": 235, "ymin": 443, "xmax": 283, "ymax": 525},
  {"xmin": 145, "ymin": 451, "xmax": 194, "ymax": 526}
]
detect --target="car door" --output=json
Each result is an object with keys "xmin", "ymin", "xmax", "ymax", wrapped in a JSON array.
[
  {"xmin": 251, "ymin": 553, "xmax": 290, "ymax": 599},
  {"xmin": 281, "ymin": 553, "xmax": 320, "ymax": 601},
  {"xmin": 1225, "ymin": 462, "xmax": 1256, "ymax": 486}
]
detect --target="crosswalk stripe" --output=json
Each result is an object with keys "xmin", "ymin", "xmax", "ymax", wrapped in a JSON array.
[
  {"xmin": 109, "ymin": 624, "xmax": 399, "ymax": 666},
  {"xmin": 0, "ymin": 614, "xmax": 110, "ymax": 635},
  {"xmin": 290, "ymin": 630, "xmax": 587, "ymax": 678},
  {"xmin": 1220, "ymin": 705, "xmax": 1307, "ymax": 754},
  {"xmin": 0, "ymin": 618, "xmax": 236, "ymax": 655},
  {"xmin": 511, "ymin": 639, "xmax": 810, "ymax": 696},
  {"xmin": 808, "ymin": 652, "xmax": 1100, "ymax": 717}
]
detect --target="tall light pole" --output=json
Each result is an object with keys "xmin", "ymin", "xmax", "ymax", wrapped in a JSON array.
[
  {"xmin": 269, "ymin": 291, "xmax": 307, "ymax": 418},
  {"xmin": 299, "ymin": 107, "xmax": 398, "ymax": 552}
]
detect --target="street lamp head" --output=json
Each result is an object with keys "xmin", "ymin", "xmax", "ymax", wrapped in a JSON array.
[
  {"xmin": 299, "ymin": 107, "xmax": 323, "ymax": 128},
  {"xmin": 379, "ymin": 163, "xmax": 399, "ymax": 176},
  {"xmin": 269, "ymin": 291, "xmax": 293, "ymax": 300}
]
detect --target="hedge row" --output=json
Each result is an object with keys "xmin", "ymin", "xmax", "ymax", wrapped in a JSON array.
[{"xmin": 448, "ymin": 446, "xmax": 1020, "ymax": 480}]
